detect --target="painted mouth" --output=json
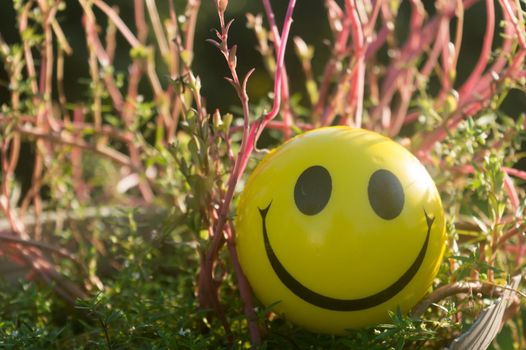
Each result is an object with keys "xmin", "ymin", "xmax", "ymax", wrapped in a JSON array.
[{"xmin": 259, "ymin": 202, "xmax": 435, "ymax": 311}]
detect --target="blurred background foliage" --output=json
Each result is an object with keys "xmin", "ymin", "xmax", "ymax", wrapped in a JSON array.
[{"xmin": 1, "ymin": 1, "xmax": 525, "ymax": 121}]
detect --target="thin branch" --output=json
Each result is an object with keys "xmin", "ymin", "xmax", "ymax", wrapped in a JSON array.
[
  {"xmin": 458, "ymin": 0, "xmax": 495, "ymax": 101},
  {"xmin": 226, "ymin": 225, "xmax": 262, "ymax": 345},
  {"xmin": 19, "ymin": 2, "xmax": 38, "ymax": 95},
  {"xmin": 343, "ymin": 0, "xmax": 365, "ymax": 127},
  {"xmin": 202, "ymin": 1, "xmax": 296, "ymax": 345},
  {"xmin": 92, "ymin": 0, "xmax": 141, "ymax": 48},
  {"xmin": 504, "ymin": 167, "xmax": 526, "ymax": 181},
  {"xmin": 499, "ymin": 0, "xmax": 526, "ymax": 49},
  {"xmin": 82, "ymin": 6, "xmax": 124, "ymax": 112},
  {"xmin": 262, "ymin": 0, "xmax": 292, "ymax": 138},
  {"xmin": 412, "ymin": 280, "xmax": 506, "ymax": 317},
  {"xmin": 184, "ymin": 0, "xmax": 201, "ymax": 59},
  {"xmin": 258, "ymin": 0, "xmax": 296, "ymax": 131},
  {"xmin": 316, "ymin": 0, "xmax": 349, "ymax": 123},
  {"xmin": 145, "ymin": 0, "xmax": 170, "ymax": 58},
  {"xmin": 0, "ymin": 231, "xmax": 82, "ymax": 267},
  {"xmin": 17, "ymin": 125, "xmax": 133, "ymax": 168}
]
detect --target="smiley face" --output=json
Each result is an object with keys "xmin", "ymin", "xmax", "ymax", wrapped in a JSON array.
[{"xmin": 235, "ymin": 127, "xmax": 446, "ymax": 334}]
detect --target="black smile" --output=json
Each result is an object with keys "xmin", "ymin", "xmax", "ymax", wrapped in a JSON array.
[{"xmin": 259, "ymin": 202, "xmax": 435, "ymax": 311}]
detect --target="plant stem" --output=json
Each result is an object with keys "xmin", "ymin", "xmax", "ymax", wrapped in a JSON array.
[
  {"xmin": 344, "ymin": 0, "xmax": 365, "ymax": 128},
  {"xmin": 226, "ymin": 225, "xmax": 262, "ymax": 346}
]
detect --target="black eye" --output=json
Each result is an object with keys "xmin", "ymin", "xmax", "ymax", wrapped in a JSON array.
[
  {"xmin": 294, "ymin": 165, "xmax": 332, "ymax": 216},
  {"xmin": 368, "ymin": 169, "xmax": 404, "ymax": 220}
]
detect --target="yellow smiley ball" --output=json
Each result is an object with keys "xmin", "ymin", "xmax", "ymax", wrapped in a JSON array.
[{"xmin": 235, "ymin": 126, "xmax": 446, "ymax": 334}]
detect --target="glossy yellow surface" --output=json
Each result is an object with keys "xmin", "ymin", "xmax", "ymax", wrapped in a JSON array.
[{"xmin": 235, "ymin": 126, "xmax": 446, "ymax": 334}]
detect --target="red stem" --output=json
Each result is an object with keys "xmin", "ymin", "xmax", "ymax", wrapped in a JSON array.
[
  {"xmin": 370, "ymin": 0, "xmax": 426, "ymax": 124},
  {"xmin": 258, "ymin": 0, "xmax": 297, "ymax": 132},
  {"xmin": 226, "ymin": 225, "xmax": 261, "ymax": 345},
  {"xmin": 262, "ymin": 0, "xmax": 292, "ymax": 139},
  {"xmin": 317, "ymin": 0, "xmax": 349, "ymax": 124},
  {"xmin": 93, "ymin": 0, "xmax": 141, "ymax": 48},
  {"xmin": 503, "ymin": 167, "xmax": 526, "ymax": 181},
  {"xmin": 416, "ymin": 0, "xmax": 526, "ymax": 155},
  {"xmin": 458, "ymin": 0, "xmax": 495, "ymax": 102},
  {"xmin": 499, "ymin": 0, "xmax": 526, "ymax": 49},
  {"xmin": 204, "ymin": 1, "xmax": 296, "ymax": 344},
  {"xmin": 503, "ymin": 174, "xmax": 519, "ymax": 212},
  {"xmin": 343, "ymin": 0, "xmax": 365, "ymax": 128}
]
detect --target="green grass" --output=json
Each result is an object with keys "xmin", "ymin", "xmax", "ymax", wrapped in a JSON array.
[{"xmin": 0, "ymin": 205, "xmax": 518, "ymax": 349}]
